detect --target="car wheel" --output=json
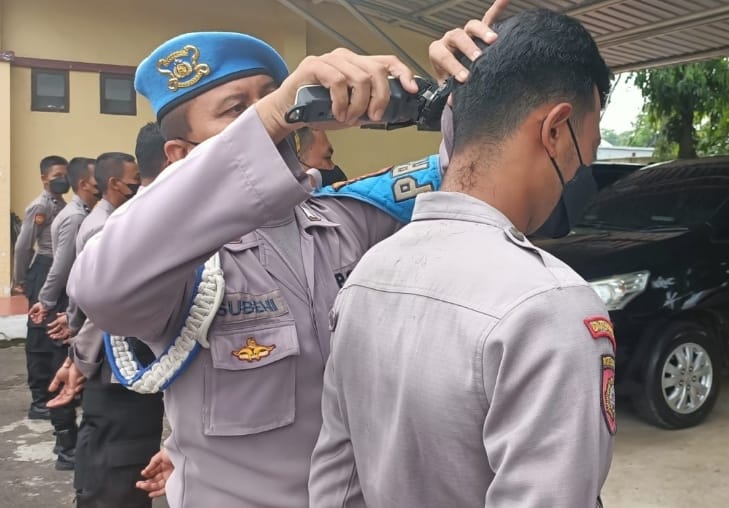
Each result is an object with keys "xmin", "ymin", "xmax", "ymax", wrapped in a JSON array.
[{"xmin": 632, "ymin": 320, "xmax": 721, "ymax": 429}]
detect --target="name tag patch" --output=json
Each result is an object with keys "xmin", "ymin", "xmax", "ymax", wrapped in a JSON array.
[{"xmin": 217, "ymin": 290, "xmax": 288, "ymax": 323}]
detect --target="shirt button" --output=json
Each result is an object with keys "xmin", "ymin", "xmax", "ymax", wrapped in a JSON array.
[{"xmin": 509, "ymin": 226, "xmax": 526, "ymax": 242}]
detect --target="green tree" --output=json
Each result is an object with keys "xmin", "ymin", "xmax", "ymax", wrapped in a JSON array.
[
  {"xmin": 627, "ymin": 112, "xmax": 659, "ymax": 147},
  {"xmin": 601, "ymin": 125, "xmax": 648, "ymax": 147},
  {"xmin": 601, "ymin": 128, "xmax": 621, "ymax": 145},
  {"xmin": 633, "ymin": 59, "xmax": 729, "ymax": 159}
]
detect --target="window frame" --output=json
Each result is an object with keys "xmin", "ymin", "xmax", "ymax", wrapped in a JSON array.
[
  {"xmin": 99, "ymin": 73, "xmax": 136, "ymax": 116},
  {"xmin": 31, "ymin": 68, "xmax": 69, "ymax": 113}
]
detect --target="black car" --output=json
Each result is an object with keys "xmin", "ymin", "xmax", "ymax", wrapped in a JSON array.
[
  {"xmin": 592, "ymin": 161, "xmax": 644, "ymax": 190},
  {"xmin": 535, "ymin": 156, "xmax": 729, "ymax": 429}
]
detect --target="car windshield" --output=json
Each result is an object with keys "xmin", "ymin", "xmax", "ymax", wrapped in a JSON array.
[{"xmin": 577, "ymin": 163, "xmax": 729, "ymax": 231}]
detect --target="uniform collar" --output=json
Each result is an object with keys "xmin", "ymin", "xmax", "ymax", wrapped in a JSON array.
[
  {"xmin": 43, "ymin": 189, "xmax": 64, "ymax": 204},
  {"xmin": 71, "ymin": 194, "xmax": 92, "ymax": 213},
  {"xmin": 98, "ymin": 198, "xmax": 116, "ymax": 214},
  {"xmin": 295, "ymin": 202, "xmax": 339, "ymax": 230},
  {"xmin": 412, "ymin": 192, "xmax": 515, "ymax": 230}
]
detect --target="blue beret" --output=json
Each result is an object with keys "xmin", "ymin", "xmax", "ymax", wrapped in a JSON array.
[{"xmin": 135, "ymin": 32, "xmax": 289, "ymax": 120}]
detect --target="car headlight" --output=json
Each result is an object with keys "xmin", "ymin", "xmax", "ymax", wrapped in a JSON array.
[{"xmin": 589, "ymin": 270, "xmax": 650, "ymax": 311}]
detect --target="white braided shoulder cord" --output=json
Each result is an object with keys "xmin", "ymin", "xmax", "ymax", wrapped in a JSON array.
[{"xmin": 106, "ymin": 253, "xmax": 225, "ymax": 394}]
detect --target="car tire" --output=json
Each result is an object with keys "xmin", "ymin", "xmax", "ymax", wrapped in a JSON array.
[{"xmin": 632, "ymin": 320, "xmax": 721, "ymax": 429}]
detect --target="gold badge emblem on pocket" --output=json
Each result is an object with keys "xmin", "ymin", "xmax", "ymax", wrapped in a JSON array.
[{"xmin": 232, "ymin": 338, "xmax": 276, "ymax": 362}]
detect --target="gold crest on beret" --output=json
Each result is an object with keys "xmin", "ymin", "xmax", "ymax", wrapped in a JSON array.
[{"xmin": 156, "ymin": 45, "xmax": 211, "ymax": 91}]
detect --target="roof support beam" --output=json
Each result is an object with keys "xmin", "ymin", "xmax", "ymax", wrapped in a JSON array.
[
  {"xmin": 276, "ymin": 0, "xmax": 366, "ymax": 53},
  {"xmin": 612, "ymin": 45, "xmax": 729, "ymax": 73},
  {"xmin": 336, "ymin": 0, "xmax": 434, "ymax": 78},
  {"xmin": 417, "ymin": 0, "xmax": 470, "ymax": 17},
  {"xmin": 565, "ymin": 0, "xmax": 629, "ymax": 17},
  {"xmin": 596, "ymin": 5, "xmax": 729, "ymax": 47},
  {"xmin": 353, "ymin": 1, "xmax": 444, "ymax": 37}
]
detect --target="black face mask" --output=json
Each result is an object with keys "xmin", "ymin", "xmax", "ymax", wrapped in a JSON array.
[
  {"xmin": 320, "ymin": 165, "xmax": 348, "ymax": 187},
  {"xmin": 122, "ymin": 182, "xmax": 141, "ymax": 200},
  {"xmin": 534, "ymin": 120, "xmax": 597, "ymax": 238},
  {"xmin": 49, "ymin": 176, "xmax": 70, "ymax": 195}
]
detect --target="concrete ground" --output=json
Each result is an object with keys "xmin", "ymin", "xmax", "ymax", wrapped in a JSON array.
[
  {"xmin": 1, "ymin": 340, "xmax": 728, "ymax": 507},
  {"xmin": 0, "ymin": 341, "xmax": 168, "ymax": 508}
]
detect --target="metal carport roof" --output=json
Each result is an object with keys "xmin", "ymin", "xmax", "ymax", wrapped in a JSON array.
[{"xmin": 298, "ymin": 0, "xmax": 729, "ymax": 73}]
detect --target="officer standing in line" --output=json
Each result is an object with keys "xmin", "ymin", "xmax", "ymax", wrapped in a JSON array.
[
  {"xmin": 30, "ymin": 156, "xmax": 99, "ymax": 470},
  {"xmin": 309, "ymin": 9, "xmax": 614, "ymax": 508},
  {"xmin": 13, "ymin": 155, "xmax": 68, "ymax": 420},
  {"xmin": 135, "ymin": 122, "xmax": 170, "ymax": 186},
  {"xmin": 51, "ymin": 152, "xmax": 160, "ymax": 508},
  {"xmin": 49, "ymin": 136, "xmax": 169, "ymax": 507},
  {"xmin": 69, "ymin": 3, "xmax": 507, "ymax": 506}
]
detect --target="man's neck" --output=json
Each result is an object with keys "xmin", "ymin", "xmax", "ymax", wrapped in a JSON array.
[
  {"xmin": 77, "ymin": 192, "xmax": 96, "ymax": 208},
  {"xmin": 107, "ymin": 193, "xmax": 126, "ymax": 209},
  {"xmin": 442, "ymin": 158, "xmax": 533, "ymax": 233}
]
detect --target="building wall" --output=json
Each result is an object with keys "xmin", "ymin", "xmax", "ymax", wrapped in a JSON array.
[
  {"xmin": 0, "ymin": 59, "xmax": 11, "ymax": 293},
  {"xmin": 0, "ymin": 0, "xmax": 444, "ymax": 293}
]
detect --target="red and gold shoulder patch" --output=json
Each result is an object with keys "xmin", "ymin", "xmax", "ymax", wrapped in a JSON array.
[
  {"xmin": 33, "ymin": 213, "xmax": 47, "ymax": 226},
  {"xmin": 232, "ymin": 338, "xmax": 275, "ymax": 362},
  {"xmin": 601, "ymin": 355, "xmax": 617, "ymax": 435},
  {"xmin": 584, "ymin": 316, "xmax": 616, "ymax": 352}
]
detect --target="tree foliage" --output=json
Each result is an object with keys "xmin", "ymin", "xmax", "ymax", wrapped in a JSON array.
[{"xmin": 633, "ymin": 60, "xmax": 729, "ymax": 159}]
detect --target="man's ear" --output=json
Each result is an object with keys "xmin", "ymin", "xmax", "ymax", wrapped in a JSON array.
[
  {"xmin": 540, "ymin": 103, "xmax": 573, "ymax": 158},
  {"xmin": 164, "ymin": 140, "xmax": 191, "ymax": 163}
]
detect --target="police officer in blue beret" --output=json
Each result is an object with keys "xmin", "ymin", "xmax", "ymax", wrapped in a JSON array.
[{"xmin": 68, "ymin": 3, "xmax": 508, "ymax": 506}]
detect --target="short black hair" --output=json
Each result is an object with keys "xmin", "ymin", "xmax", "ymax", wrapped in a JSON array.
[
  {"xmin": 95, "ymin": 152, "xmax": 135, "ymax": 194},
  {"xmin": 40, "ymin": 155, "xmax": 68, "ymax": 176},
  {"xmin": 135, "ymin": 122, "xmax": 166, "ymax": 181},
  {"xmin": 452, "ymin": 8, "xmax": 612, "ymax": 151},
  {"xmin": 67, "ymin": 157, "xmax": 95, "ymax": 192},
  {"xmin": 159, "ymin": 102, "xmax": 191, "ymax": 141}
]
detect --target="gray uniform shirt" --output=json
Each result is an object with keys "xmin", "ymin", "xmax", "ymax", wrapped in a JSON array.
[
  {"xmin": 13, "ymin": 190, "xmax": 65, "ymax": 285},
  {"xmin": 39, "ymin": 195, "xmax": 90, "ymax": 309},
  {"xmin": 309, "ymin": 192, "xmax": 615, "ymax": 508},
  {"xmin": 68, "ymin": 108, "xmax": 401, "ymax": 508},
  {"xmin": 68, "ymin": 199, "xmax": 116, "ymax": 377}
]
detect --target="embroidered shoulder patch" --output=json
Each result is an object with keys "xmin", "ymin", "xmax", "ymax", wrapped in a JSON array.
[
  {"xmin": 601, "ymin": 355, "xmax": 617, "ymax": 435},
  {"xmin": 314, "ymin": 154, "xmax": 442, "ymax": 223},
  {"xmin": 584, "ymin": 316, "xmax": 616, "ymax": 352},
  {"xmin": 232, "ymin": 338, "xmax": 276, "ymax": 362},
  {"xmin": 34, "ymin": 213, "xmax": 46, "ymax": 226}
]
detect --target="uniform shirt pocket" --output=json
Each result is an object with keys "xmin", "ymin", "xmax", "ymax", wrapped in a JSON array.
[{"xmin": 203, "ymin": 320, "xmax": 299, "ymax": 436}]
